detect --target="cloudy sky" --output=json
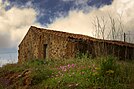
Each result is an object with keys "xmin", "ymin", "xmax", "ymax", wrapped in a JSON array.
[{"xmin": 0, "ymin": 0, "xmax": 134, "ymax": 66}]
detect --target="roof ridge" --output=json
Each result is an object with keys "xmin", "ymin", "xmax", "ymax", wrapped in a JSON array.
[{"xmin": 23, "ymin": 26, "xmax": 134, "ymax": 48}]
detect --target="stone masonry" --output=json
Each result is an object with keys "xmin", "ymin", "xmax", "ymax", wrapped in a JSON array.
[{"xmin": 18, "ymin": 26, "xmax": 134, "ymax": 63}]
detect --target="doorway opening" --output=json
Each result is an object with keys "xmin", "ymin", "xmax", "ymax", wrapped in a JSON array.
[{"xmin": 43, "ymin": 44, "xmax": 48, "ymax": 59}]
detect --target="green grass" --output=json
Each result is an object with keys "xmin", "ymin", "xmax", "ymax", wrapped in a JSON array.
[{"xmin": 0, "ymin": 56, "xmax": 134, "ymax": 89}]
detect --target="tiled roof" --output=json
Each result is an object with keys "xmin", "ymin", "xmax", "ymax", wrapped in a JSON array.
[{"xmin": 25, "ymin": 26, "xmax": 134, "ymax": 47}]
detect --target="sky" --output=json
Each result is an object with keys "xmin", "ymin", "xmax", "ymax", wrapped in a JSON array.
[{"xmin": 0, "ymin": 0, "xmax": 134, "ymax": 66}]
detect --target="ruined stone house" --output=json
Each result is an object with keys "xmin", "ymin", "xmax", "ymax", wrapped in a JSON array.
[{"xmin": 18, "ymin": 26, "xmax": 134, "ymax": 63}]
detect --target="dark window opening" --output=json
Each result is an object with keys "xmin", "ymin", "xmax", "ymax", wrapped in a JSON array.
[{"xmin": 43, "ymin": 44, "xmax": 48, "ymax": 59}]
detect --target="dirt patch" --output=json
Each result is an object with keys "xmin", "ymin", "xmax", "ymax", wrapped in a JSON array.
[{"xmin": 0, "ymin": 69, "xmax": 32, "ymax": 89}]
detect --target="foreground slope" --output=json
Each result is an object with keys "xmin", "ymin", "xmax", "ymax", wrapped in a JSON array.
[{"xmin": 0, "ymin": 56, "xmax": 134, "ymax": 89}]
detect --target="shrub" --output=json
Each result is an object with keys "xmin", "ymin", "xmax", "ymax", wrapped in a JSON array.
[
  {"xmin": 24, "ymin": 59, "xmax": 45, "ymax": 68},
  {"xmin": 96, "ymin": 56, "xmax": 123, "ymax": 88},
  {"xmin": 31, "ymin": 66, "xmax": 52, "ymax": 85},
  {"xmin": 100, "ymin": 56, "xmax": 120, "ymax": 77}
]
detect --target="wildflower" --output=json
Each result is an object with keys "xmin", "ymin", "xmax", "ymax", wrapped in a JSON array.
[
  {"xmin": 68, "ymin": 64, "xmax": 71, "ymax": 68},
  {"xmin": 81, "ymin": 71, "xmax": 85, "ymax": 75},
  {"xmin": 61, "ymin": 74, "xmax": 64, "ymax": 77},
  {"xmin": 92, "ymin": 64, "xmax": 95, "ymax": 67},
  {"xmin": 75, "ymin": 83, "xmax": 79, "ymax": 86},
  {"xmin": 97, "ymin": 77, "xmax": 100, "ymax": 80},
  {"xmin": 92, "ymin": 72, "xmax": 98, "ymax": 76},
  {"xmin": 88, "ymin": 66, "xmax": 91, "ymax": 69},
  {"xmin": 106, "ymin": 70, "xmax": 114, "ymax": 74},
  {"xmin": 56, "ymin": 75, "xmax": 58, "ymax": 77},
  {"xmin": 95, "ymin": 67, "xmax": 100, "ymax": 70},
  {"xmin": 69, "ymin": 74, "xmax": 72, "ymax": 77},
  {"xmin": 71, "ymin": 64, "xmax": 75, "ymax": 67},
  {"xmin": 81, "ymin": 66, "xmax": 86, "ymax": 69},
  {"xmin": 72, "ymin": 72, "xmax": 75, "ymax": 75},
  {"xmin": 68, "ymin": 84, "xmax": 72, "ymax": 87},
  {"xmin": 59, "ymin": 66, "xmax": 62, "ymax": 70},
  {"xmin": 63, "ymin": 68, "xmax": 67, "ymax": 71},
  {"xmin": 57, "ymin": 67, "xmax": 60, "ymax": 70},
  {"xmin": 58, "ymin": 71, "xmax": 61, "ymax": 74},
  {"xmin": 92, "ymin": 69, "xmax": 96, "ymax": 72}
]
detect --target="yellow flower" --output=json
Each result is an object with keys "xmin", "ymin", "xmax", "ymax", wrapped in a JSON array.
[
  {"xmin": 92, "ymin": 72, "xmax": 98, "ymax": 76},
  {"xmin": 106, "ymin": 70, "xmax": 114, "ymax": 74},
  {"xmin": 95, "ymin": 67, "xmax": 100, "ymax": 70}
]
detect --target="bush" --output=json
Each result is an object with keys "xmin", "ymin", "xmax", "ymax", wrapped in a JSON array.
[
  {"xmin": 24, "ymin": 59, "xmax": 45, "ymax": 68},
  {"xmin": 31, "ymin": 67, "xmax": 52, "ymax": 85},
  {"xmin": 100, "ymin": 56, "xmax": 120, "ymax": 77},
  {"xmin": 22, "ymin": 59, "xmax": 52, "ymax": 85},
  {"xmin": 96, "ymin": 56, "xmax": 123, "ymax": 88}
]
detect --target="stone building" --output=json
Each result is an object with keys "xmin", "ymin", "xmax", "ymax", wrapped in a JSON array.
[{"xmin": 18, "ymin": 26, "xmax": 134, "ymax": 63}]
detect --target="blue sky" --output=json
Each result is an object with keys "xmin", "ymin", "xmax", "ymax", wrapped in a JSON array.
[
  {"xmin": 8, "ymin": 0, "xmax": 112, "ymax": 25},
  {"xmin": 0, "ymin": 0, "xmax": 134, "ymax": 66}
]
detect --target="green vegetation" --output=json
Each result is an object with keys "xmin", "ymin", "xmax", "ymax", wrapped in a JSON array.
[{"xmin": 0, "ymin": 56, "xmax": 134, "ymax": 89}]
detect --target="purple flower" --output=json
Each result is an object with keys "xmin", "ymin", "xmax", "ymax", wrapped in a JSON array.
[
  {"xmin": 68, "ymin": 64, "xmax": 70, "ymax": 67},
  {"xmin": 71, "ymin": 64, "xmax": 75, "ymax": 67},
  {"xmin": 63, "ymin": 68, "xmax": 67, "ymax": 71},
  {"xmin": 67, "ymin": 64, "xmax": 71, "ymax": 69}
]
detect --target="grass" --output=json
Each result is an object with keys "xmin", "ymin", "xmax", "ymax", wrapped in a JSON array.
[{"xmin": 0, "ymin": 55, "xmax": 134, "ymax": 89}]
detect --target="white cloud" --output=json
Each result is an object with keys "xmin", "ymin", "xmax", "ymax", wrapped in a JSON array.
[
  {"xmin": 0, "ymin": 0, "xmax": 41, "ymax": 48},
  {"xmin": 48, "ymin": 0, "xmax": 134, "ymax": 43},
  {"xmin": 47, "ymin": 10, "xmax": 94, "ymax": 36}
]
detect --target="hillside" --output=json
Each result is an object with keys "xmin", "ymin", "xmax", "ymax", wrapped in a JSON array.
[{"xmin": 0, "ymin": 55, "xmax": 134, "ymax": 89}]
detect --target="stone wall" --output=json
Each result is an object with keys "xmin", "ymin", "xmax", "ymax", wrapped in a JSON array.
[
  {"xmin": 18, "ymin": 26, "xmax": 77, "ymax": 63},
  {"xmin": 18, "ymin": 28, "xmax": 35, "ymax": 63},
  {"xmin": 18, "ymin": 26, "xmax": 134, "ymax": 63}
]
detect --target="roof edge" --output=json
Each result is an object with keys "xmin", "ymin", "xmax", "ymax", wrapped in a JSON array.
[
  {"xmin": 18, "ymin": 26, "xmax": 34, "ymax": 47},
  {"xmin": 18, "ymin": 26, "xmax": 134, "ymax": 48}
]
